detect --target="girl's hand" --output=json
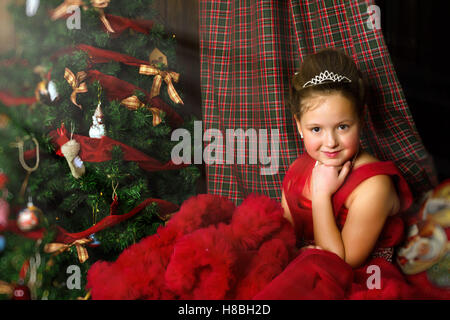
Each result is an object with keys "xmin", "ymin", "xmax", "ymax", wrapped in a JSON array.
[{"xmin": 311, "ymin": 160, "xmax": 352, "ymax": 199}]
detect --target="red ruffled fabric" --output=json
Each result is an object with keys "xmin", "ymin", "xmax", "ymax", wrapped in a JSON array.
[
  {"xmin": 86, "ymin": 194, "xmax": 297, "ymax": 299},
  {"xmin": 254, "ymin": 153, "xmax": 449, "ymax": 300},
  {"xmin": 87, "ymin": 153, "xmax": 449, "ymax": 299}
]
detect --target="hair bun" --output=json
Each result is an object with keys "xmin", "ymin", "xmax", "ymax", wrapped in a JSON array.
[{"xmin": 289, "ymin": 48, "xmax": 366, "ymax": 120}]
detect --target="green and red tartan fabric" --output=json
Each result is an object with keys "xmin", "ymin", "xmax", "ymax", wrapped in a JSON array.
[{"xmin": 199, "ymin": 0, "xmax": 437, "ymax": 205}]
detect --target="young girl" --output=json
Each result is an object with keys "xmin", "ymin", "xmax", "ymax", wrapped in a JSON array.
[
  {"xmin": 87, "ymin": 49, "xmax": 443, "ymax": 300},
  {"xmin": 253, "ymin": 48, "xmax": 426, "ymax": 299},
  {"xmin": 284, "ymin": 48, "xmax": 402, "ymax": 267}
]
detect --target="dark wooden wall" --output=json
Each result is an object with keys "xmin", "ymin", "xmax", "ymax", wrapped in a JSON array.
[
  {"xmin": 151, "ymin": 0, "xmax": 205, "ymax": 193},
  {"xmin": 0, "ymin": 0, "xmax": 16, "ymax": 54},
  {"xmin": 151, "ymin": 0, "xmax": 201, "ymax": 120}
]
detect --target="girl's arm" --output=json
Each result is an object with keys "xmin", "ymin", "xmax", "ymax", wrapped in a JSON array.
[
  {"xmin": 312, "ymin": 174, "xmax": 399, "ymax": 267},
  {"xmin": 310, "ymin": 161, "xmax": 351, "ymax": 260},
  {"xmin": 312, "ymin": 195, "xmax": 345, "ymax": 259},
  {"xmin": 340, "ymin": 174, "xmax": 399, "ymax": 267},
  {"xmin": 311, "ymin": 159, "xmax": 399, "ymax": 268}
]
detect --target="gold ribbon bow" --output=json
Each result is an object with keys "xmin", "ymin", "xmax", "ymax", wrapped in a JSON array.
[
  {"xmin": 77, "ymin": 290, "xmax": 92, "ymax": 300},
  {"xmin": 64, "ymin": 68, "xmax": 88, "ymax": 109},
  {"xmin": 90, "ymin": 0, "xmax": 115, "ymax": 33},
  {"xmin": 44, "ymin": 238, "xmax": 92, "ymax": 263},
  {"xmin": 51, "ymin": 0, "xmax": 114, "ymax": 33},
  {"xmin": 139, "ymin": 64, "xmax": 184, "ymax": 105},
  {"xmin": 0, "ymin": 281, "xmax": 13, "ymax": 296},
  {"xmin": 120, "ymin": 95, "xmax": 163, "ymax": 126},
  {"xmin": 50, "ymin": 0, "xmax": 86, "ymax": 20}
]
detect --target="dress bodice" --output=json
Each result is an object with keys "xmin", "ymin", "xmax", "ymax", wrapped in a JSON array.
[{"xmin": 283, "ymin": 153, "xmax": 413, "ymax": 252}]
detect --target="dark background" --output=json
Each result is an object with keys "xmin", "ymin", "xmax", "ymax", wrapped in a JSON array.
[{"xmin": 377, "ymin": 0, "xmax": 450, "ymax": 182}]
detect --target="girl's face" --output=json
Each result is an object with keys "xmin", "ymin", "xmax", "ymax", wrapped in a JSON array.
[{"xmin": 295, "ymin": 93, "xmax": 361, "ymax": 167}]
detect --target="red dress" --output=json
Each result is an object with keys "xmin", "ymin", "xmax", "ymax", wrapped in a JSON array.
[
  {"xmin": 253, "ymin": 153, "xmax": 448, "ymax": 299},
  {"xmin": 87, "ymin": 153, "xmax": 449, "ymax": 299}
]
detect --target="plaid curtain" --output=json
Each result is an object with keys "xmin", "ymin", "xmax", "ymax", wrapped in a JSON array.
[{"xmin": 199, "ymin": 0, "xmax": 438, "ymax": 205}]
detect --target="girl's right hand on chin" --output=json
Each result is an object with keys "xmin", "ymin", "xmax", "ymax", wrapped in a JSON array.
[{"xmin": 311, "ymin": 160, "xmax": 352, "ymax": 198}]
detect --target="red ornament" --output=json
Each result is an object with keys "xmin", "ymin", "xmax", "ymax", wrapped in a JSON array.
[
  {"xmin": 17, "ymin": 201, "xmax": 41, "ymax": 232},
  {"xmin": 0, "ymin": 173, "xmax": 8, "ymax": 189},
  {"xmin": 12, "ymin": 283, "xmax": 31, "ymax": 300}
]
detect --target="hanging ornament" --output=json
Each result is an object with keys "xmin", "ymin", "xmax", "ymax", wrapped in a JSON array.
[
  {"xmin": 0, "ymin": 235, "xmax": 5, "ymax": 253},
  {"xmin": 35, "ymin": 79, "xmax": 49, "ymax": 102},
  {"xmin": 10, "ymin": 260, "xmax": 32, "ymax": 300},
  {"xmin": 35, "ymin": 79, "xmax": 59, "ymax": 105},
  {"xmin": 10, "ymin": 136, "xmax": 39, "ymax": 199},
  {"xmin": 17, "ymin": 197, "xmax": 41, "ymax": 232},
  {"xmin": 149, "ymin": 48, "xmax": 168, "ymax": 68},
  {"xmin": 11, "ymin": 281, "xmax": 31, "ymax": 300},
  {"xmin": 89, "ymin": 233, "xmax": 101, "ymax": 246},
  {"xmin": 89, "ymin": 102, "xmax": 106, "ymax": 138},
  {"xmin": 48, "ymin": 80, "xmax": 59, "ymax": 102},
  {"xmin": 56, "ymin": 123, "xmax": 85, "ymax": 179},
  {"xmin": 26, "ymin": 0, "xmax": 40, "ymax": 17},
  {"xmin": 89, "ymin": 87, "xmax": 106, "ymax": 139},
  {"xmin": 61, "ymin": 140, "xmax": 85, "ymax": 179},
  {"xmin": 34, "ymin": 66, "xmax": 59, "ymax": 105},
  {"xmin": 61, "ymin": 139, "xmax": 86, "ymax": 179}
]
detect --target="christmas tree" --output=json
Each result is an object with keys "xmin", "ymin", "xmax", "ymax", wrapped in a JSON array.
[{"xmin": 0, "ymin": 0, "xmax": 199, "ymax": 300}]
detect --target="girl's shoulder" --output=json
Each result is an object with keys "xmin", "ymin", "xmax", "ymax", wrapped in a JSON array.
[
  {"xmin": 352, "ymin": 151, "xmax": 379, "ymax": 170},
  {"xmin": 345, "ymin": 152, "xmax": 401, "ymax": 214}
]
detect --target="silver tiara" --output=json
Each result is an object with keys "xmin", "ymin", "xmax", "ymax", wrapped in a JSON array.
[{"xmin": 302, "ymin": 70, "xmax": 351, "ymax": 88}]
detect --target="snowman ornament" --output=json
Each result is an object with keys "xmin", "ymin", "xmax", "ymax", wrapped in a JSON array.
[
  {"xmin": 89, "ymin": 102, "xmax": 105, "ymax": 139},
  {"xmin": 26, "ymin": 0, "xmax": 40, "ymax": 17}
]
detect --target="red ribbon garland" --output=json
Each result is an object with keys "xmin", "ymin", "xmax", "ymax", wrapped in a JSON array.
[
  {"xmin": 0, "ymin": 12, "xmax": 181, "ymax": 243},
  {"xmin": 55, "ymin": 197, "xmax": 178, "ymax": 243},
  {"xmin": 78, "ymin": 44, "xmax": 148, "ymax": 67},
  {"xmin": 85, "ymin": 69, "xmax": 184, "ymax": 128},
  {"xmin": 48, "ymin": 9, "xmax": 154, "ymax": 36},
  {"xmin": 50, "ymin": 124, "xmax": 187, "ymax": 171},
  {"xmin": 19, "ymin": 259, "xmax": 30, "ymax": 281},
  {"xmin": 0, "ymin": 91, "xmax": 37, "ymax": 107},
  {"xmin": 0, "ymin": 58, "xmax": 29, "ymax": 67},
  {"xmin": 51, "ymin": 45, "xmax": 184, "ymax": 128},
  {"xmin": 0, "ymin": 197, "xmax": 179, "ymax": 244},
  {"xmin": 0, "ymin": 221, "xmax": 45, "ymax": 240},
  {"xmin": 104, "ymin": 14, "xmax": 154, "ymax": 35}
]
